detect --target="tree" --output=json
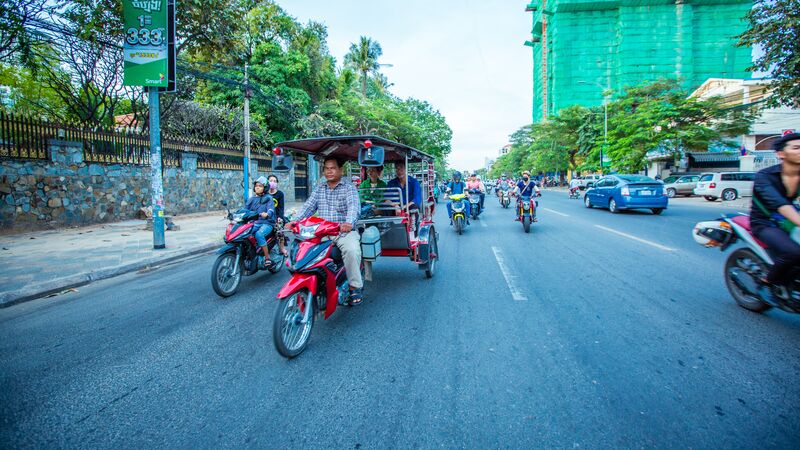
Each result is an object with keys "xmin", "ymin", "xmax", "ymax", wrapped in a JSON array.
[
  {"xmin": 737, "ymin": 0, "xmax": 800, "ymax": 107},
  {"xmin": 0, "ymin": 0, "xmax": 49, "ymax": 62},
  {"xmin": 344, "ymin": 36, "xmax": 383, "ymax": 97}
]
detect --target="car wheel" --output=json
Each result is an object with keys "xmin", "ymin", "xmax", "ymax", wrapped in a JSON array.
[
  {"xmin": 722, "ymin": 189, "xmax": 738, "ymax": 201},
  {"xmin": 666, "ymin": 188, "xmax": 676, "ymax": 198},
  {"xmin": 584, "ymin": 195, "xmax": 592, "ymax": 208},
  {"xmin": 704, "ymin": 196, "xmax": 717, "ymax": 202},
  {"xmin": 652, "ymin": 208, "xmax": 664, "ymax": 215},
  {"xmin": 609, "ymin": 198, "xmax": 619, "ymax": 214}
]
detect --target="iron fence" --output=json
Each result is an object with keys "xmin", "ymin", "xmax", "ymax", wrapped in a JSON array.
[{"xmin": 0, "ymin": 112, "xmax": 271, "ymax": 170}]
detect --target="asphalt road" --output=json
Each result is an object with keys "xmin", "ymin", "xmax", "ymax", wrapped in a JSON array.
[{"xmin": 2, "ymin": 192, "xmax": 799, "ymax": 448}]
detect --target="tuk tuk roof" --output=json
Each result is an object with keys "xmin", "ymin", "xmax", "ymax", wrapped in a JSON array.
[{"xmin": 274, "ymin": 135, "xmax": 434, "ymax": 163}]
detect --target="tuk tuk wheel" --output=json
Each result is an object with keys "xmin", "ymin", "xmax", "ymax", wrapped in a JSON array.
[{"xmin": 424, "ymin": 231, "xmax": 438, "ymax": 278}]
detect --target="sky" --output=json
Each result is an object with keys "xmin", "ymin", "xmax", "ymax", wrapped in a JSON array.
[{"xmin": 281, "ymin": 0, "xmax": 533, "ymax": 172}]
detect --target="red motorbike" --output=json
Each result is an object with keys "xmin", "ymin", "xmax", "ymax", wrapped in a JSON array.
[
  {"xmin": 272, "ymin": 216, "xmax": 362, "ymax": 358},
  {"xmin": 210, "ymin": 202, "xmax": 285, "ymax": 298}
]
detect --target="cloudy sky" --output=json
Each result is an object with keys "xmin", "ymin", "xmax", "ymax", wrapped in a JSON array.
[{"xmin": 281, "ymin": 0, "xmax": 534, "ymax": 171}]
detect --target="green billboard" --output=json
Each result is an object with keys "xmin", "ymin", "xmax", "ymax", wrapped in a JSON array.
[{"xmin": 123, "ymin": 0, "xmax": 168, "ymax": 87}]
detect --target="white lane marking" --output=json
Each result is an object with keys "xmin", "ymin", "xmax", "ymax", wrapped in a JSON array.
[
  {"xmin": 594, "ymin": 225, "xmax": 677, "ymax": 252},
  {"xmin": 542, "ymin": 207, "xmax": 569, "ymax": 217},
  {"xmin": 491, "ymin": 246, "xmax": 527, "ymax": 301}
]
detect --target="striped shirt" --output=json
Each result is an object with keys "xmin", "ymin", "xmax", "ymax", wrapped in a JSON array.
[{"xmin": 297, "ymin": 179, "xmax": 361, "ymax": 225}]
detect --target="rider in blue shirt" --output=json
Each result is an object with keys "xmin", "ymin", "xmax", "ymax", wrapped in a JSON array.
[
  {"xmin": 515, "ymin": 170, "xmax": 541, "ymax": 222},
  {"xmin": 445, "ymin": 171, "xmax": 471, "ymax": 222}
]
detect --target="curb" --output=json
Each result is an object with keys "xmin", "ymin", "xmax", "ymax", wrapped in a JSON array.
[{"xmin": 0, "ymin": 243, "xmax": 219, "ymax": 308}]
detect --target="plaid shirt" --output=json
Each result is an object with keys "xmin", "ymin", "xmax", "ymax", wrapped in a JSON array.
[{"xmin": 297, "ymin": 179, "xmax": 361, "ymax": 225}]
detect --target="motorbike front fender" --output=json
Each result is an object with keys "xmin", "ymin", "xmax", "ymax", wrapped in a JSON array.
[
  {"xmin": 217, "ymin": 243, "xmax": 237, "ymax": 254},
  {"xmin": 277, "ymin": 273, "xmax": 318, "ymax": 300}
]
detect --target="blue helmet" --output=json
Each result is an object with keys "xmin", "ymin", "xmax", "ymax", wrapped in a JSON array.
[{"xmin": 452, "ymin": 171, "xmax": 462, "ymax": 180}]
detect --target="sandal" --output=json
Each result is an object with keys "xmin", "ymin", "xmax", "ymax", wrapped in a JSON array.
[{"xmin": 348, "ymin": 288, "xmax": 363, "ymax": 306}]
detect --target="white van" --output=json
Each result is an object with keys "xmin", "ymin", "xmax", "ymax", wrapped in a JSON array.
[{"xmin": 693, "ymin": 172, "xmax": 755, "ymax": 201}]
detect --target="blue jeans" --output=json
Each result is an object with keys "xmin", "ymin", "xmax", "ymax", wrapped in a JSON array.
[
  {"xmin": 446, "ymin": 200, "xmax": 470, "ymax": 218},
  {"xmin": 254, "ymin": 223, "xmax": 274, "ymax": 247}
]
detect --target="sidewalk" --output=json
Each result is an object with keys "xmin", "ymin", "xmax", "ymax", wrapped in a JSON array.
[{"xmin": 0, "ymin": 202, "xmax": 304, "ymax": 306}]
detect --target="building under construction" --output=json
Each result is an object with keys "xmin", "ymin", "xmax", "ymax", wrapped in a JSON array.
[{"xmin": 525, "ymin": 0, "xmax": 753, "ymax": 123}]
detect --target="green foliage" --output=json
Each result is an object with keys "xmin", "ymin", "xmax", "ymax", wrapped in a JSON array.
[
  {"xmin": 737, "ymin": 0, "xmax": 800, "ymax": 108},
  {"xmin": 494, "ymin": 78, "xmax": 755, "ymax": 176},
  {"xmin": 344, "ymin": 36, "xmax": 383, "ymax": 97}
]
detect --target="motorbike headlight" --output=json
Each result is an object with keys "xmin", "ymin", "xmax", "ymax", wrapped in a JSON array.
[
  {"xmin": 523, "ymin": 203, "xmax": 530, "ymax": 210},
  {"xmin": 298, "ymin": 224, "xmax": 320, "ymax": 240},
  {"xmin": 232, "ymin": 212, "xmax": 246, "ymax": 222}
]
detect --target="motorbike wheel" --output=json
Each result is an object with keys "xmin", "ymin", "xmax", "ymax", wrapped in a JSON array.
[
  {"xmin": 455, "ymin": 217, "xmax": 464, "ymax": 235},
  {"xmin": 423, "ymin": 231, "xmax": 438, "ymax": 278},
  {"xmin": 273, "ymin": 288, "xmax": 315, "ymax": 358},
  {"xmin": 522, "ymin": 216, "xmax": 531, "ymax": 233},
  {"xmin": 724, "ymin": 248, "xmax": 772, "ymax": 313},
  {"xmin": 211, "ymin": 252, "xmax": 242, "ymax": 298}
]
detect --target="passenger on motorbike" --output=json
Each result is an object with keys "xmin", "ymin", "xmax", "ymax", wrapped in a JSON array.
[
  {"xmin": 245, "ymin": 176, "xmax": 277, "ymax": 268},
  {"xmin": 288, "ymin": 156, "xmax": 364, "ymax": 305},
  {"xmin": 475, "ymin": 175, "xmax": 487, "ymax": 211},
  {"xmin": 267, "ymin": 174, "xmax": 289, "ymax": 256},
  {"xmin": 752, "ymin": 133, "xmax": 800, "ymax": 302},
  {"xmin": 515, "ymin": 171, "xmax": 541, "ymax": 221},
  {"xmin": 446, "ymin": 171, "xmax": 471, "ymax": 223}
]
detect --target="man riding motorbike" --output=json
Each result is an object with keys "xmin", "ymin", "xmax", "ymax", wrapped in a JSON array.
[
  {"xmin": 515, "ymin": 170, "xmax": 541, "ymax": 221},
  {"xmin": 569, "ymin": 176, "xmax": 581, "ymax": 197},
  {"xmin": 446, "ymin": 171, "xmax": 471, "ymax": 224},
  {"xmin": 752, "ymin": 133, "xmax": 800, "ymax": 304},
  {"xmin": 287, "ymin": 156, "xmax": 364, "ymax": 305},
  {"xmin": 245, "ymin": 176, "xmax": 277, "ymax": 268}
]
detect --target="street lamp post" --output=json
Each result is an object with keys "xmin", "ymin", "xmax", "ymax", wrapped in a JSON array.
[{"xmin": 579, "ymin": 81, "xmax": 609, "ymax": 175}]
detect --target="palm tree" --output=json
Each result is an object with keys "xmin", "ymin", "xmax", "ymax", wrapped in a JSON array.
[{"xmin": 344, "ymin": 36, "xmax": 383, "ymax": 97}]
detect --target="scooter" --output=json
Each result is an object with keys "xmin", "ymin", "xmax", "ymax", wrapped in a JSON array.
[
  {"xmin": 468, "ymin": 189, "xmax": 482, "ymax": 220},
  {"xmin": 211, "ymin": 201, "xmax": 285, "ymax": 298},
  {"xmin": 448, "ymin": 193, "xmax": 469, "ymax": 235},
  {"xmin": 272, "ymin": 217, "xmax": 363, "ymax": 358},
  {"xmin": 517, "ymin": 194, "xmax": 539, "ymax": 233},
  {"xmin": 693, "ymin": 214, "xmax": 800, "ymax": 314},
  {"xmin": 499, "ymin": 189, "xmax": 511, "ymax": 208},
  {"xmin": 568, "ymin": 187, "xmax": 581, "ymax": 199}
]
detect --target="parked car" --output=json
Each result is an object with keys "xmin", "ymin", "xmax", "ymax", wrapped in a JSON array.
[
  {"xmin": 584, "ymin": 174, "xmax": 668, "ymax": 214},
  {"xmin": 693, "ymin": 172, "xmax": 754, "ymax": 201},
  {"xmin": 663, "ymin": 175, "xmax": 700, "ymax": 198}
]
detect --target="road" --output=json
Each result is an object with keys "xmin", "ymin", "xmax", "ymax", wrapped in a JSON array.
[{"xmin": 2, "ymin": 192, "xmax": 799, "ymax": 448}]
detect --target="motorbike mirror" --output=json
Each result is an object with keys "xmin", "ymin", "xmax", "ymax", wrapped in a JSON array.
[
  {"xmin": 272, "ymin": 154, "xmax": 294, "ymax": 172},
  {"xmin": 358, "ymin": 145, "xmax": 385, "ymax": 167}
]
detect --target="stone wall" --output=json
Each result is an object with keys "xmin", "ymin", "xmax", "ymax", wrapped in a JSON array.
[{"xmin": 0, "ymin": 140, "xmax": 295, "ymax": 232}]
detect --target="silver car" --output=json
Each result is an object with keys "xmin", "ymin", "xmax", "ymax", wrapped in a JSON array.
[{"xmin": 663, "ymin": 175, "xmax": 700, "ymax": 198}]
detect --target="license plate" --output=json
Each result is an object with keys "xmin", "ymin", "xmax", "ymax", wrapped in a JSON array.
[{"xmin": 640, "ymin": 190, "xmax": 652, "ymax": 196}]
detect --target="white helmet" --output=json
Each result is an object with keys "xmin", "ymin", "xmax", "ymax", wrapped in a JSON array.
[{"xmin": 692, "ymin": 220, "xmax": 732, "ymax": 247}]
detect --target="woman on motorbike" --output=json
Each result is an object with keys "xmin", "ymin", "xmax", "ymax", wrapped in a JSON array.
[{"xmin": 245, "ymin": 176, "xmax": 276, "ymax": 268}]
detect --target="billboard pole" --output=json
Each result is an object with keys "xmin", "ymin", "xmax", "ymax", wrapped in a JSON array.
[{"xmin": 149, "ymin": 88, "xmax": 165, "ymax": 249}]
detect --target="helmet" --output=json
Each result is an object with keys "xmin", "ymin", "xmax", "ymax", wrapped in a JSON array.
[
  {"xmin": 522, "ymin": 170, "xmax": 531, "ymax": 176},
  {"xmin": 453, "ymin": 171, "xmax": 462, "ymax": 180},
  {"xmin": 692, "ymin": 220, "xmax": 733, "ymax": 248},
  {"xmin": 471, "ymin": 173, "xmax": 477, "ymax": 177},
  {"xmin": 254, "ymin": 176, "xmax": 267, "ymax": 186}
]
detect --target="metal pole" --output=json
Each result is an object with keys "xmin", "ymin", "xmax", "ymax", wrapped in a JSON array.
[
  {"xmin": 149, "ymin": 88, "xmax": 165, "ymax": 249},
  {"xmin": 243, "ymin": 64, "xmax": 251, "ymax": 205},
  {"xmin": 601, "ymin": 95, "xmax": 608, "ymax": 175}
]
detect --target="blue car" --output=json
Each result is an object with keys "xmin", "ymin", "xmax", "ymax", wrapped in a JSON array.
[{"xmin": 583, "ymin": 175, "xmax": 668, "ymax": 215}]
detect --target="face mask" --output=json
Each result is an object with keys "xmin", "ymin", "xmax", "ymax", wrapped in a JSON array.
[
  {"xmin": 269, "ymin": 182, "xmax": 278, "ymax": 190},
  {"xmin": 523, "ymin": 177, "xmax": 529, "ymax": 182}
]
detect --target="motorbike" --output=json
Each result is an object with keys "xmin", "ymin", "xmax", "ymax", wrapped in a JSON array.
[
  {"xmin": 693, "ymin": 214, "xmax": 800, "ymax": 314},
  {"xmin": 448, "ymin": 193, "xmax": 469, "ymax": 235},
  {"xmin": 499, "ymin": 188, "xmax": 511, "ymax": 208},
  {"xmin": 568, "ymin": 187, "xmax": 581, "ymax": 199},
  {"xmin": 517, "ymin": 194, "xmax": 539, "ymax": 233},
  {"xmin": 468, "ymin": 189, "xmax": 482, "ymax": 220},
  {"xmin": 211, "ymin": 201, "xmax": 285, "ymax": 298},
  {"xmin": 272, "ymin": 216, "xmax": 365, "ymax": 357}
]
